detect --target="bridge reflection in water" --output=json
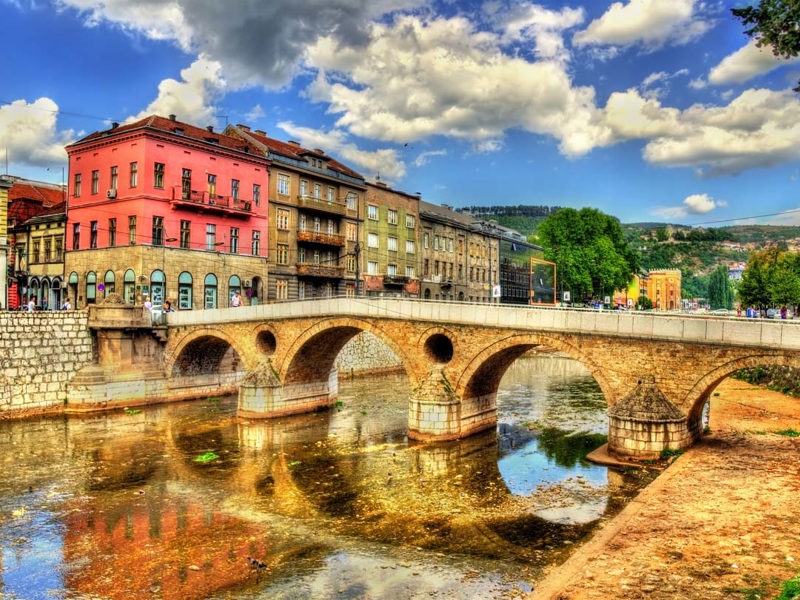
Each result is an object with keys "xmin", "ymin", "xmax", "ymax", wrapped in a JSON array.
[{"xmin": 0, "ymin": 355, "xmax": 657, "ymax": 599}]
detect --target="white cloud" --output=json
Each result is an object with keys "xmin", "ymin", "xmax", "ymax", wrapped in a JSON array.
[
  {"xmin": 473, "ymin": 140, "xmax": 504, "ymax": 153},
  {"xmin": 0, "ymin": 98, "xmax": 73, "ymax": 167},
  {"xmin": 126, "ymin": 56, "xmax": 225, "ymax": 125},
  {"xmin": 653, "ymin": 192, "xmax": 726, "ymax": 218},
  {"xmin": 245, "ymin": 104, "xmax": 266, "ymax": 122},
  {"xmin": 708, "ymin": 40, "xmax": 800, "ymax": 86},
  {"xmin": 276, "ymin": 121, "xmax": 406, "ymax": 181},
  {"xmin": 414, "ymin": 149, "xmax": 447, "ymax": 167},
  {"xmin": 487, "ymin": 2, "xmax": 584, "ymax": 62},
  {"xmin": 573, "ymin": 0, "xmax": 711, "ymax": 51}
]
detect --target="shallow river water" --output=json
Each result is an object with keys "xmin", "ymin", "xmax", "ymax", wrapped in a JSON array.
[{"xmin": 0, "ymin": 352, "xmax": 657, "ymax": 599}]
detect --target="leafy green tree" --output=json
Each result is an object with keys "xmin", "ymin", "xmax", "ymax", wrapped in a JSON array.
[
  {"xmin": 638, "ymin": 296, "xmax": 653, "ymax": 310},
  {"xmin": 537, "ymin": 208, "xmax": 639, "ymax": 302},
  {"xmin": 733, "ymin": 1, "xmax": 800, "ymax": 91},
  {"xmin": 655, "ymin": 227, "xmax": 669, "ymax": 242},
  {"xmin": 707, "ymin": 265, "xmax": 734, "ymax": 309},
  {"xmin": 739, "ymin": 247, "xmax": 781, "ymax": 309},
  {"xmin": 768, "ymin": 251, "xmax": 800, "ymax": 307}
]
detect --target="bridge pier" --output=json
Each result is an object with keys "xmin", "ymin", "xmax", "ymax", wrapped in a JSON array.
[
  {"xmin": 607, "ymin": 376, "xmax": 698, "ymax": 460},
  {"xmin": 238, "ymin": 361, "xmax": 339, "ymax": 419}
]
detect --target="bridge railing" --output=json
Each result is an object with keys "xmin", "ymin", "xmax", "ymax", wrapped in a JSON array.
[{"xmin": 162, "ymin": 296, "xmax": 800, "ymax": 351}]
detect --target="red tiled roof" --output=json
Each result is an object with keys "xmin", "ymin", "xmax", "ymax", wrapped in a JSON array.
[
  {"xmin": 71, "ymin": 115, "xmax": 259, "ymax": 155},
  {"xmin": 229, "ymin": 125, "xmax": 364, "ymax": 180},
  {"xmin": 9, "ymin": 181, "xmax": 65, "ymax": 206}
]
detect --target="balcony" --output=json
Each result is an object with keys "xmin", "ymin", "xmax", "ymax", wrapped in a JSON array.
[
  {"xmin": 297, "ymin": 195, "xmax": 347, "ymax": 216},
  {"xmin": 383, "ymin": 275, "xmax": 409, "ymax": 287},
  {"xmin": 297, "ymin": 230, "xmax": 346, "ymax": 247},
  {"xmin": 171, "ymin": 187, "xmax": 253, "ymax": 218},
  {"xmin": 296, "ymin": 262, "xmax": 345, "ymax": 279}
]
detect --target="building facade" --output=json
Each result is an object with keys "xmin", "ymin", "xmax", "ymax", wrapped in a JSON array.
[
  {"xmin": 226, "ymin": 124, "xmax": 365, "ymax": 301},
  {"xmin": 644, "ymin": 268, "xmax": 682, "ymax": 310},
  {"xmin": 65, "ymin": 115, "xmax": 270, "ymax": 310},
  {"xmin": 418, "ymin": 202, "xmax": 500, "ymax": 302},
  {"xmin": 362, "ymin": 181, "xmax": 420, "ymax": 297},
  {"xmin": 0, "ymin": 176, "xmax": 10, "ymax": 309}
]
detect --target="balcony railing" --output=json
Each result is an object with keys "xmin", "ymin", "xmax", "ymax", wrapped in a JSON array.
[
  {"xmin": 383, "ymin": 275, "xmax": 409, "ymax": 287},
  {"xmin": 171, "ymin": 187, "xmax": 253, "ymax": 217},
  {"xmin": 296, "ymin": 230, "xmax": 346, "ymax": 246},
  {"xmin": 296, "ymin": 262, "xmax": 345, "ymax": 279},
  {"xmin": 297, "ymin": 195, "xmax": 347, "ymax": 216}
]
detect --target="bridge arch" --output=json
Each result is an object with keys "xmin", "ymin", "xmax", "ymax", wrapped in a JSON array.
[
  {"xmin": 166, "ymin": 327, "xmax": 250, "ymax": 378},
  {"xmin": 279, "ymin": 317, "xmax": 415, "ymax": 386},
  {"xmin": 456, "ymin": 333, "xmax": 613, "ymax": 407}
]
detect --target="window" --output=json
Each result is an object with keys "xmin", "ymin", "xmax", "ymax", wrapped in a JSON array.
[
  {"xmin": 32, "ymin": 240, "xmax": 40, "ymax": 263},
  {"xmin": 44, "ymin": 238, "xmax": 51, "ymax": 262},
  {"xmin": 109, "ymin": 218, "xmax": 116, "ymax": 247},
  {"xmin": 181, "ymin": 169, "xmax": 192, "ymax": 199},
  {"xmin": 300, "ymin": 179, "xmax": 308, "ymax": 197},
  {"xmin": 129, "ymin": 162, "xmax": 138, "ymax": 188},
  {"xmin": 276, "ymin": 244, "xmax": 289, "ymax": 265},
  {"xmin": 206, "ymin": 224, "xmax": 216, "ymax": 250},
  {"xmin": 54, "ymin": 236, "xmax": 63, "ymax": 261},
  {"xmin": 367, "ymin": 261, "xmax": 378, "ymax": 275},
  {"xmin": 204, "ymin": 274, "xmax": 218, "ymax": 309},
  {"xmin": 406, "ymin": 239, "xmax": 415, "ymax": 254},
  {"xmin": 406, "ymin": 265, "xmax": 415, "ymax": 278},
  {"xmin": 328, "ymin": 187, "xmax": 335, "ymax": 203},
  {"xmin": 86, "ymin": 272, "xmax": 96, "ymax": 305},
  {"xmin": 314, "ymin": 183, "xmax": 322, "ymax": 199},
  {"xmin": 154, "ymin": 163, "xmax": 165, "ymax": 188},
  {"xmin": 150, "ymin": 270, "xmax": 165, "ymax": 308},
  {"xmin": 434, "ymin": 236, "xmax": 440, "ymax": 250},
  {"xmin": 276, "ymin": 280, "xmax": 288, "ymax": 300},
  {"xmin": 110, "ymin": 166, "xmax": 118, "ymax": 191},
  {"xmin": 368, "ymin": 232, "xmax": 379, "ymax": 248},
  {"xmin": 367, "ymin": 205, "xmax": 378, "ymax": 220},
  {"xmin": 346, "ymin": 255, "xmax": 355, "ymax": 272},
  {"xmin": 128, "ymin": 216, "xmax": 136, "ymax": 245},
  {"xmin": 387, "ymin": 236, "xmax": 397, "ymax": 252},
  {"xmin": 346, "ymin": 222, "xmax": 357, "ymax": 241},
  {"xmin": 387, "ymin": 264, "xmax": 397, "ymax": 277},
  {"xmin": 277, "ymin": 209, "xmax": 290, "ymax": 230},
  {"xmin": 251, "ymin": 230, "xmax": 260, "ymax": 255},
  {"xmin": 73, "ymin": 173, "xmax": 81, "ymax": 197},
  {"xmin": 180, "ymin": 220, "xmax": 190, "ymax": 249},
  {"xmin": 313, "ymin": 217, "xmax": 321, "ymax": 233},
  {"xmin": 424, "ymin": 232, "xmax": 429, "ymax": 248},
  {"xmin": 424, "ymin": 259, "xmax": 429, "ymax": 276},
  {"xmin": 406, "ymin": 214, "xmax": 416, "ymax": 228},
  {"xmin": 253, "ymin": 183, "xmax": 261, "ymax": 206},
  {"xmin": 387, "ymin": 209, "xmax": 398, "ymax": 225},
  {"xmin": 449, "ymin": 238, "xmax": 454, "ymax": 253},
  {"xmin": 228, "ymin": 275, "xmax": 241, "ymax": 306},
  {"xmin": 123, "ymin": 269, "xmax": 135, "ymax": 304},
  {"xmin": 90, "ymin": 221, "xmax": 98, "ymax": 249},
  {"xmin": 327, "ymin": 219, "xmax": 335, "ymax": 235},
  {"xmin": 207, "ymin": 173, "xmax": 217, "ymax": 197},
  {"xmin": 231, "ymin": 178, "xmax": 239, "ymax": 200},
  {"xmin": 91, "ymin": 170, "xmax": 99, "ymax": 195},
  {"xmin": 277, "ymin": 174, "xmax": 290, "ymax": 196},
  {"xmin": 104, "ymin": 270, "xmax": 115, "ymax": 297},
  {"xmin": 299, "ymin": 214, "xmax": 306, "ymax": 231},
  {"xmin": 230, "ymin": 227, "xmax": 239, "ymax": 254},
  {"xmin": 298, "ymin": 247, "xmax": 306, "ymax": 263},
  {"xmin": 72, "ymin": 223, "xmax": 80, "ymax": 250},
  {"xmin": 178, "ymin": 272, "xmax": 193, "ymax": 310},
  {"xmin": 152, "ymin": 216, "xmax": 164, "ymax": 246}
]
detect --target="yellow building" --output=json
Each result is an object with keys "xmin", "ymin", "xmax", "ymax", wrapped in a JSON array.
[{"xmin": 615, "ymin": 269, "xmax": 682, "ymax": 310}]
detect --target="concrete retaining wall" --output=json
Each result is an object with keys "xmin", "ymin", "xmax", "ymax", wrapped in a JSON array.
[{"xmin": 0, "ymin": 311, "xmax": 94, "ymax": 416}]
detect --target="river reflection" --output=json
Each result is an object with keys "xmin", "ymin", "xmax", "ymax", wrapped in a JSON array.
[{"xmin": 0, "ymin": 352, "xmax": 656, "ymax": 599}]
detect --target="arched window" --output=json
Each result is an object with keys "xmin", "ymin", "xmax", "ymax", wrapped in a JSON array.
[
  {"xmin": 104, "ymin": 270, "xmax": 116, "ymax": 298},
  {"xmin": 86, "ymin": 272, "xmax": 97, "ymax": 305},
  {"xmin": 178, "ymin": 272, "xmax": 193, "ymax": 310},
  {"xmin": 29, "ymin": 278, "xmax": 40, "ymax": 307},
  {"xmin": 41, "ymin": 278, "xmax": 51, "ymax": 309},
  {"xmin": 228, "ymin": 275, "xmax": 241, "ymax": 307},
  {"xmin": 150, "ymin": 269, "xmax": 165, "ymax": 308},
  {"xmin": 68, "ymin": 271, "xmax": 79, "ymax": 308},
  {"xmin": 204, "ymin": 273, "xmax": 217, "ymax": 309},
  {"xmin": 123, "ymin": 269, "xmax": 135, "ymax": 304}
]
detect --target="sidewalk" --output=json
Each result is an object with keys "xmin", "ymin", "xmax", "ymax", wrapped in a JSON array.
[{"xmin": 531, "ymin": 379, "xmax": 800, "ymax": 600}]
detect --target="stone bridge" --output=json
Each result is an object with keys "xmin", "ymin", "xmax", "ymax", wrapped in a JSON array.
[{"xmin": 71, "ymin": 298, "xmax": 800, "ymax": 459}]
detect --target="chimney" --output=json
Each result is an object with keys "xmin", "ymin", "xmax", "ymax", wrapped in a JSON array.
[
  {"xmin": 238, "ymin": 124, "xmax": 251, "ymax": 132},
  {"xmin": 111, "ymin": 122, "xmax": 119, "ymax": 129},
  {"xmin": 255, "ymin": 129, "xmax": 266, "ymax": 136},
  {"xmin": 375, "ymin": 181, "xmax": 387, "ymax": 188},
  {"xmin": 288, "ymin": 140, "xmax": 301, "ymax": 146},
  {"xmin": 207, "ymin": 125, "xmax": 214, "ymax": 133},
  {"xmin": 169, "ymin": 114, "xmax": 177, "ymax": 121}
]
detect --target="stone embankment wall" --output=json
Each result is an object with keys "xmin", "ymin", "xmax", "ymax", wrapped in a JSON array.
[
  {"xmin": 335, "ymin": 332, "xmax": 402, "ymax": 378},
  {"xmin": 0, "ymin": 311, "xmax": 94, "ymax": 416}
]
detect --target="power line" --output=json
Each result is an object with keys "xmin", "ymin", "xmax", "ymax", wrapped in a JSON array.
[{"xmin": 692, "ymin": 207, "xmax": 800, "ymax": 226}]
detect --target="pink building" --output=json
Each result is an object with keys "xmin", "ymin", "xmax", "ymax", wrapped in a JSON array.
[{"xmin": 65, "ymin": 115, "xmax": 270, "ymax": 310}]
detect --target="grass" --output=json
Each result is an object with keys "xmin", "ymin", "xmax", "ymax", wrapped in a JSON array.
[
  {"xmin": 193, "ymin": 451, "xmax": 219, "ymax": 463},
  {"xmin": 777, "ymin": 574, "xmax": 800, "ymax": 600},
  {"xmin": 775, "ymin": 429, "xmax": 800, "ymax": 438}
]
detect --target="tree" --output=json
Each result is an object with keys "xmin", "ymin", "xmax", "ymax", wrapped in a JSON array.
[
  {"xmin": 739, "ymin": 247, "xmax": 782, "ymax": 309},
  {"xmin": 732, "ymin": 1, "xmax": 800, "ymax": 91},
  {"xmin": 707, "ymin": 265, "xmax": 734, "ymax": 309},
  {"xmin": 537, "ymin": 208, "xmax": 639, "ymax": 302}
]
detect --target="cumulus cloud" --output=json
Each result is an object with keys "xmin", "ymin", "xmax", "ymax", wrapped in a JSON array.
[
  {"xmin": 573, "ymin": 0, "xmax": 711, "ymax": 51},
  {"xmin": 708, "ymin": 40, "xmax": 800, "ymax": 86},
  {"xmin": 0, "ymin": 98, "xmax": 73, "ymax": 166},
  {"xmin": 653, "ymin": 192, "xmax": 726, "ymax": 218},
  {"xmin": 277, "ymin": 121, "xmax": 406, "ymax": 181},
  {"xmin": 126, "ymin": 56, "xmax": 225, "ymax": 125},
  {"xmin": 55, "ymin": 0, "xmax": 424, "ymax": 88},
  {"xmin": 306, "ymin": 14, "xmax": 609, "ymax": 157}
]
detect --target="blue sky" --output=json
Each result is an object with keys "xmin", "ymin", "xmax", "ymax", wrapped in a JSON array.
[{"xmin": 2, "ymin": 0, "xmax": 800, "ymax": 226}]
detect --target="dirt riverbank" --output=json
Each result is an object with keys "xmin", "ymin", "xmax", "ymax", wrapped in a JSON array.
[{"xmin": 531, "ymin": 378, "xmax": 800, "ymax": 600}]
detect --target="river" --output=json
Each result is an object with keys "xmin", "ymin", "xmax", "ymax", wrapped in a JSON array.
[{"xmin": 0, "ymin": 352, "xmax": 657, "ymax": 599}]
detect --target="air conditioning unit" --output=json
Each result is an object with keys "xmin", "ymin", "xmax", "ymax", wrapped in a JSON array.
[
  {"xmin": 243, "ymin": 279, "xmax": 252, "ymax": 288},
  {"xmin": 106, "ymin": 189, "xmax": 117, "ymax": 199}
]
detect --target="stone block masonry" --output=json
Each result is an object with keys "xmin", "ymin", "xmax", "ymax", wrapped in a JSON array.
[{"xmin": 0, "ymin": 311, "xmax": 94, "ymax": 416}]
